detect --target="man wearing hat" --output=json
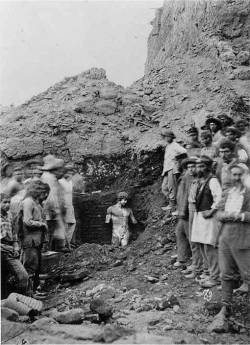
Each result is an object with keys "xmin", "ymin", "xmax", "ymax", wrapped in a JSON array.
[
  {"xmin": 174, "ymin": 157, "xmax": 197, "ymax": 268},
  {"xmin": 185, "ymin": 126, "xmax": 202, "ymax": 157},
  {"xmin": 161, "ymin": 128, "xmax": 187, "ymax": 212},
  {"xmin": 225, "ymin": 126, "xmax": 248, "ymax": 163},
  {"xmin": 191, "ymin": 156, "xmax": 222, "ymax": 288},
  {"xmin": 41, "ymin": 155, "xmax": 68, "ymax": 252},
  {"xmin": 205, "ymin": 117, "xmax": 224, "ymax": 146},
  {"xmin": 105, "ymin": 191, "xmax": 137, "ymax": 247},
  {"xmin": 210, "ymin": 164, "xmax": 250, "ymax": 332},
  {"xmin": 215, "ymin": 139, "xmax": 247, "ymax": 191}
]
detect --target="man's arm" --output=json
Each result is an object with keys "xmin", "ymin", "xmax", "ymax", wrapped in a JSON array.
[
  {"xmin": 202, "ymin": 178, "xmax": 222, "ymax": 218},
  {"xmin": 23, "ymin": 198, "xmax": 45, "ymax": 228},
  {"xmin": 129, "ymin": 209, "xmax": 138, "ymax": 224},
  {"xmin": 105, "ymin": 207, "xmax": 112, "ymax": 224},
  {"xmin": 209, "ymin": 178, "xmax": 222, "ymax": 209}
]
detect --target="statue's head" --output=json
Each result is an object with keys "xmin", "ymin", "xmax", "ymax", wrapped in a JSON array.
[{"xmin": 117, "ymin": 191, "xmax": 129, "ymax": 207}]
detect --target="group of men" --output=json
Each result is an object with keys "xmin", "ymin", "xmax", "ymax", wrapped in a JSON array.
[
  {"xmin": 1, "ymin": 155, "xmax": 86, "ymax": 297},
  {"xmin": 1, "ymin": 113, "xmax": 249, "ymax": 329},
  {"xmin": 161, "ymin": 115, "xmax": 250, "ymax": 328}
]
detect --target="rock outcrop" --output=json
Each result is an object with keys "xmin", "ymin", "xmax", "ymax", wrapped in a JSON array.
[{"xmin": 1, "ymin": 0, "xmax": 249, "ymax": 188}]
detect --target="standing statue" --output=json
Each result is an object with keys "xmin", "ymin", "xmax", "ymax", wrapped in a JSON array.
[{"xmin": 105, "ymin": 192, "xmax": 137, "ymax": 247}]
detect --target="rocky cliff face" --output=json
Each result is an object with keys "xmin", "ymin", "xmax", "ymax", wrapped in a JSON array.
[{"xmin": 1, "ymin": 0, "xmax": 249, "ymax": 188}]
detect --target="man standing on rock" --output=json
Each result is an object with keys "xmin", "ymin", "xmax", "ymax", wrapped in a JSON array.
[
  {"xmin": 105, "ymin": 192, "xmax": 137, "ymax": 247},
  {"xmin": 191, "ymin": 156, "xmax": 222, "ymax": 288},
  {"xmin": 161, "ymin": 129, "xmax": 187, "ymax": 213},
  {"xmin": 174, "ymin": 157, "xmax": 197, "ymax": 268},
  {"xmin": 210, "ymin": 164, "xmax": 250, "ymax": 332}
]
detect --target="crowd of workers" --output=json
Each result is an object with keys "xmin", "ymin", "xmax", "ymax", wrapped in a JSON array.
[
  {"xmin": 0, "ymin": 157, "xmax": 86, "ymax": 298},
  {"xmin": 1, "ymin": 113, "xmax": 250, "ymax": 329},
  {"xmin": 161, "ymin": 114, "xmax": 250, "ymax": 328}
]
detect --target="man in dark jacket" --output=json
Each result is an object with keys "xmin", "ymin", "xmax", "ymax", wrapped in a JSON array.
[
  {"xmin": 210, "ymin": 164, "xmax": 250, "ymax": 332},
  {"xmin": 174, "ymin": 158, "xmax": 196, "ymax": 267}
]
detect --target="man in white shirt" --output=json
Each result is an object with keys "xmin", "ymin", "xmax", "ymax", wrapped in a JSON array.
[
  {"xmin": 210, "ymin": 164, "xmax": 250, "ymax": 332},
  {"xmin": 191, "ymin": 156, "xmax": 222, "ymax": 288},
  {"xmin": 161, "ymin": 129, "xmax": 187, "ymax": 212}
]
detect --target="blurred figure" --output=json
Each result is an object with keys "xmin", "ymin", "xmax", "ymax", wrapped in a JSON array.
[
  {"xmin": 41, "ymin": 155, "xmax": 67, "ymax": 252},
  {"xmin": 59, "ymin": 164, "xmax": 76, "ymax": 249},
  {"xmin": 225, "ymin": 126, "xmax": 248, "ymax": 163},
  {"xmin": 4, "ymin": 167, "xmax": 24, "ymax": 197},
  {"xmin": 105, "ymin": 192, "xmax": 137, "ymax": 247},
  {"xmin": 235, "ymin": 119, "xmax": 248, "ymax": 136},
  {"xmin": 205, "ymin": 118, "xmax": 224, "ymax": 145},
  {"xmin": 161, "ymin": 129, "xmax": 187, "ymax": 212},
  {"xmin": 21, "ymin": 181, "xmax": 50, "ymax": 295},
  {"xmin": 185, "ymin": 126, "xmax": 202, "ymax": 156},
  {"xmin": 1, "ymin": 193, "xmax": 28, "ymax": 298},
  {"xmin": 200, "ymin": 130, "xmax": 218, "ymax": 159},
  {"xmin": 217, "ymin": 114, "xmax": 234, "ymax": 130},
  {"xmin": 0, "ymin": 163, "xmax": 13, "ymax": 193}
]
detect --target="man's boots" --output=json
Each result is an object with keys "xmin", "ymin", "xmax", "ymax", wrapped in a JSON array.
[{"xmin": 208, "ymin": 280, "xmax": 234, "ymax": 333}]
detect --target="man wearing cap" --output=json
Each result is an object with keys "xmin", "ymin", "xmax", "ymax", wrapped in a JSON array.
[
  {"xmin": 105, "ymin": 192, "xmax": 137, "ymax": 247},
  {"xmin": 210, "ymin": 164, "xmax": 250, "ymax": 332},
  {"xmin": 41, "ymin": 155, "xmax": 68, "ymax": 252},
  {"xmin": 225, "ymin": 126, "xmax": 248, "ymax": 164},
  {"xmin": 161, "ymin": 129, "xmax": 187, "ymax": 212},
  {"xmin": 59, "ymin": 164, "xmax": 76, "ymax": 248},
  {"xmin": 200, "ymin": 130, "xmax": 218, "ymax": 160},
  {"xmin": 216, "ymin": 139, "xmax": 244, "ymax": 191},
  {"xmin": 185, "ymin": 127, "xmax": 202, "ymax": 156},
  {"xmin": 191, "ymin": 156, "xmax": 222, "ymax": 288},
  {"xmin": 174, "ymin": 157, "xmax": 197, "ymax": 268}
]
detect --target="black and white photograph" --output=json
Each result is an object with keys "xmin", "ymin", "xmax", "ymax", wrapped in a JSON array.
[{"xmin": 0, "ymin": 0, "xmax": 250, "ymax": 344}]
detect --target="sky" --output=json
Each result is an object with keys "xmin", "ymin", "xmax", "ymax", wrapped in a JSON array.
[{"xmin": 0, "ymin": 0, "xmax": 162, "ymax": 106}]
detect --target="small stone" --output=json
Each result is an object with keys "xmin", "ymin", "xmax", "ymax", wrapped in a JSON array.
[
  {"xmin": 163, "ymin": 325, "xmax": 173, "ymax": 331},
  {"xmin": 146, "ymin": 275, "xmax": 159, "ymax": 283},
  {"xmin": 208, "ymin": 313, "xmax": 229, "ymax": 333},
  {"xmin": 237, "ymin": 51, "xmax": 250, "ymax": 65},
  {"xmin": 84, "ymin": 313, "xmax": 99, "ymax": 323},
  {"xmin": 54, "ymin": 308, "xmax": 85, "ymax": 324},
  {"xmin": 113, "ymin": 259, "xmax": 123, "ymax": 267},
  {"xmin": 173, "ymin": 305, "xmax": 180, "ymax": 313},
  {"xmin": 90, "ymin": 297, "xmax": 113, "ymax": 322}
]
